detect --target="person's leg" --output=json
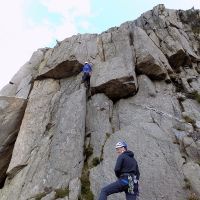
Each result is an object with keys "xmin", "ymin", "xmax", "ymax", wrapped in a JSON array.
[
  {"xmin": 81, "ymin": 73, "xmax": 86, "ymax": 84},
  {"xmin": 125, "ymin": 192, "xmax": 137, "ymax": 200},
  {"xmin": 87, "ymin": 78, "xmax": 90, "ymax": 88},
  {"xmin": 98, "ymin": 180, "xmax": 124, "ymax": 200},
  {"xmin": 86, "ymin": 74, "xmax": 90, "ymax": 88}
]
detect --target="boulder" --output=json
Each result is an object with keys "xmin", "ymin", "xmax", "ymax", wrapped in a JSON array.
[
  {"xmin": 91, "ymin": 28, "xmax": 137, "ymax": 101},
  {"xmin": 134, "ymin": 26, "xmax": 172, "ymax": 79},
  {"xmin": 182, "ymin": 99, "xmax": 200, "ymax": 121},
  {"xmin": 182, "ymin": 136, "xmax": 200, "ymax": 161},
  {"xmin": 183, "ymin": 161, "xmax": 200, "ymax": 196},
  {"xmin": 91, "ymin": 57, "xmax": 137, "ymax": 101},
  {"xmin": 0, "ymin": 96, "xmax": 26, "ymax": 186},
  {"xmin": 37, "ymin": 34, "xmax": 98, "ymax": 79}
]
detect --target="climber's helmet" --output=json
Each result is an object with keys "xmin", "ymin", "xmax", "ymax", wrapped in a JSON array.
[{"xmin": 115, "ymin": 141, "xmax": 127, "ymax": 149}]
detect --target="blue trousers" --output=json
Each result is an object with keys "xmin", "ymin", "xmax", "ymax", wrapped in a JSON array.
[{"xmin": 98, "ymin": 179, "xmax": 137, "ymax": 200}]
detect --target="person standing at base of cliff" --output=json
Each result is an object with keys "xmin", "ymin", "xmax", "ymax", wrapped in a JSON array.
[
  {"xmin": 98, "ymin": 141, "xmax": 140, "ymax": 200},
  {"xmin": 81, "ymin": 61, "xmax": 92, "ymax": 89}
]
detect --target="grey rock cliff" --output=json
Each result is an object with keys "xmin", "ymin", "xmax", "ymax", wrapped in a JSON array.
[
  {"xmin": 0, "ymin": 96, "xmax": 26, "ymax": 187},
  {"xmin": 0, "ymin": 4, "xmax": 200, "ymax": 200}
]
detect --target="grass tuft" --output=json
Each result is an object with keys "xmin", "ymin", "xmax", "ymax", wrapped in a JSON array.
[
  {"xmin": 80, "ymin": 164, "xmax": 94, "ymax": 200},
  {"xmin": 188, "ymin": 192, "xmax": 200, "ymax": 200},
  {"xmin": 34, "ymin": 192, "xmax": 46, "ymax": 200},
  {"xmin": 55, "ymin": 187, "xmax": 69, "ymax": 198},
  {"xmin": 183, "ymin": 115, "xmax": 195, "ymax": 125},
  {"xmin": 183, "ymin": 178, "xmax": 191, "ymax": 190},
  {"xmin": 84, "ymin": 146, "xmax": 93, "ymax": 158},
  {"xmin": 188, "ymin": 91, "xmax": 200, "ymax": 104},
  {"xmin": 92, "ymin": 157, "xmax": 100, "ymax": 167}
]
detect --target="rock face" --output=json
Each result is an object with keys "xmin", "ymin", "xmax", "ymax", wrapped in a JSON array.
[
  {"xmin": 0, "ymin": 79, "xmax": 86, "ymax": 200},
  {"xmin": 90, "ymin": 75, "xmax": 187, "ymax": 200},
  {"xmin": 0, "ymin": 96, "xmax": 26, "ymax": 187},
  {"xmin": 90, "ymin": 29, "xmax": 138, "ymax": 101},
  {"xmin": 133, "ymin": 26, "xmax": 172, "ymax": 79},
  {"xmin": 0, "ymin": 4, "xmax": 200, "ymax": 200},
  {"xmin": 183, "ymin": 161, "xmax": 200, "ymax": 196}
]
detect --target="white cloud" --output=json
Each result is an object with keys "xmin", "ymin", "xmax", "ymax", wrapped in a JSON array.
[
  {"xmin": 0, "ymin": 0, "xmax": 29, "ymax": 90},
  {"xmin": 79, "ymin": 21, "xmax": 90, "ymax": 30},
  {"xmin": 39, "ymin": 0, "xmax": 93, "ymax": 39},
  {"xmin": 0, "ymin": 0, "xmax": 93, "ymax": 90},
  {"xmin": 54, "ymin": 20, "xmax": 77, "ymax": 40},
  {"xmin": 41, "ymin": 0, "xmax": 92, "ymax": 18}
]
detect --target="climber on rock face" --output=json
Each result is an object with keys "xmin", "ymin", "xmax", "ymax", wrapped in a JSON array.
[
  {"xmin": 81, "ymin": 61, "xmax": 92, "ymax": 89},
  {"xmin": 98, "ymin": 141, "xmax": 140, "ymax": 200}
]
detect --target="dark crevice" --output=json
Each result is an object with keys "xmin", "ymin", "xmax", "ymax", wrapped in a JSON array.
[
  {"xmin": 79, "ymin": 98, "xmax": 94, "ymax": 199},
  {"xmin": 135, "ymin": 64, "xmax": 167, "ymax": 80},
  {"xmin": 91, "ymin": 76, "xmax": 137, "ymax": 102},
  {"xmin": 129, "ymin": 32, "xmax": 134, "ymax": 46},
  {"xmin": 170, "ymin": 75, "xmax": 185, "ymax": 93},
  {"xmin": 177, "ymin": 97, "xmax": 185, "ymax": 113},
  {"xmin": 169, "ymin": 51, "xmax": 192, "ymax": 69},
  {"xmin": 7, "ymin": 164, "xmax": 27, "ymax": 180},
  {"xmin": 97, "ymin": 36, "xmax": 105, "ymax": 62},
  {"xmin": 0, "ymin": 144, "xmax": 15, "ymax": 188}
]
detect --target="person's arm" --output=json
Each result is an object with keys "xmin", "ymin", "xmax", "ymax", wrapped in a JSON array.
[
  {"xmin": 114, "ymin": 155, "xmax": 123, "ymax": 178},
  {"xmin": 135, "ymin": 162, "xmax": 140, "ymax": 180},
  {"xmin": 89, "ymin": 64, "xmax": 92, "ymax": 76}
]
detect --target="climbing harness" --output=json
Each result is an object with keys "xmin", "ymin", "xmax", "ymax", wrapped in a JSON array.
[{"xmin": 120, "ymin": 174, "xmax": 138, "ymax": 194}]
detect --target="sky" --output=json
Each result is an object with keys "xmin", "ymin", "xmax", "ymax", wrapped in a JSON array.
[{"xmin": 0, "ymin": 0, "xmax": 200, "ymax": 90}]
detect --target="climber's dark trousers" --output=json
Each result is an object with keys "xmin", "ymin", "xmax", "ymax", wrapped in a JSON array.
[
  {"xmin": 81, "ymin": 73, "xmax": 90, "ymax": 88},
  {"xmin": 98, "ymin": 180, "xmax": 137, "ymax": 200}
]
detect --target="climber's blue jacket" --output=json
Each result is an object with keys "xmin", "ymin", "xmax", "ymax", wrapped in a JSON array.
[{"xmin": 82, "ymin": 63, "xmax": 92, "ymax": 73}]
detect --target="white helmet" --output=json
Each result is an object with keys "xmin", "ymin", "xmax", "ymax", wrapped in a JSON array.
[
  {"xmin": 115, "ymin": 141, "xmax": 127, "ymax": 149},
  {"xmin": 84, "ymin": 61, "xmax": 88, "ymax": 64}
]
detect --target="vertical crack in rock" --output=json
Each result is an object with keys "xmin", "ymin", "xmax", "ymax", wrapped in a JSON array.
[{"xmin": 97, "ymin": 36, "xmax": 106, "ymax": 62}]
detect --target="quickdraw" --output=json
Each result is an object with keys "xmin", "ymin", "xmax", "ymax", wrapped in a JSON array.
[{"xmin": 128, "ymin": 175, "xmax": 134, "ymax": 194}]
